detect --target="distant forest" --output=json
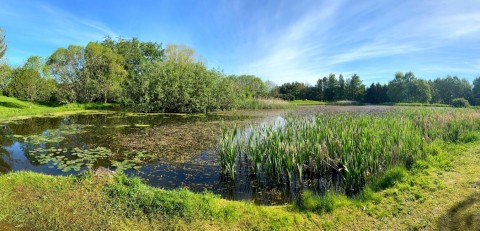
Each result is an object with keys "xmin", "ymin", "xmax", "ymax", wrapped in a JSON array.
[
  {"xmin": 0, "ymin": 29, "xmax": 479, "ymax": 112},
  {"xmin": 274, "ymin": 72, "xmax": 480, "ymax": 107}
]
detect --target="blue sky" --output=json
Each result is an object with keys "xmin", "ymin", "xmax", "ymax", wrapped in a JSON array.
[{"xmin": 1, "ymin": 0, "xmax": 479, "ymax": 85}]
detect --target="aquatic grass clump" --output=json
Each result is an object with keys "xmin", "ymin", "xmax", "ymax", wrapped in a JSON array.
[
  {"xmin": 217, "ymin": 126, "xmax": 239, "ymax": 178},
  {"xmin": 217, "ymin": 109, "xmax": 480, "ymax": 196}
]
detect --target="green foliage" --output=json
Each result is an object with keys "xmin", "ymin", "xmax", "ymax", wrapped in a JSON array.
[
  {"xmin": 298, "ymin": 191, "xmax": 339, "ymax": 214},
  {"xmin": 84, "ymin": 42, "xmax": 127, "ymax": 103},
  {"xmin": 472, "ymin": 76, "xmax": 480, "ymax": 105},
  {"xmin": 0, "ymin": 63, "xmax": 12, "ymax": 93},
  {"xmin": 47, "ymin": 45, "xmax": 85, "ymax": 103},
  {"xmin": 365, "ymin": 83, "xmax": 389, "ymax": 104},
  {"xmin": 235, "ymin": 74, "xmax": 268, "ymax": 98},
  {"xmin": 387, "ymin": 72, "xmax": 431, "ymax": 103},
  {"xmin": 451, "ymin": 98, "xmax": 470, "ymax": 108},
  {"xmin": 347, "ymin": 74, "xmax": 365, "ymax": 101},
  {"xmin": 431, "ymin": 76, "xmax": 472, "ymax": 105},
  {"xmin": 218, "ymin": 109, "xmax": 480, "ymax": 198},
  {"xmin": 278, "ymin": 81, "xmax": 307, "ymax": 100},
  {"xmin": 4, "ymin": 60, "xmax": 56, "ymax": 108},
  {"xmin": 372, "ymin": 167, "xmax": 407, "ymax": 191}
]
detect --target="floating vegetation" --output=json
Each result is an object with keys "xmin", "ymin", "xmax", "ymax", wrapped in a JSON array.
[
  {"xmin": 29, "ymin": 146, "xmax": 154, "ymax": 172},
  {"xmin": 30, "ymin": 147, "xmax": 112, "ymax": 172},
  {"xmin": 111, "ymin": 150, "xmax": 154, "ymax": 171},
  {"xmin": 13, "ymin": 124, "xmax": 90, "ymax": 144}
]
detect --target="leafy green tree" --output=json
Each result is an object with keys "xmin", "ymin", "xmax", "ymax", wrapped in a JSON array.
[
  {"xmin": 234, "ymin": 75, "xmax": 267, "ymax": 98},
  {"xmin": 104, "ymin": 37, "xmax": 164, "ymax": 108},
  {"xmin": 215, "ymin": 75, "xmax": 244, "ymax": 110},
  {"xmin": 324, "ymin": 74, "xmax": 337, "ymax": 101},
  {"xmin": 47, "ymin": 45, "xmax": 84, "ymax": 103},
  {"xmin": 409, "ymin": 79, "xmax": 431, "ymax": 103},
  {"xmin": 5, "ymin": 56, "xmax": 56, "ymax": 108},
  {"xmin": 337, "ymin": 74, "xmax": 346, "ymax": 100},
  {"xmin": 279, "ymin": 82, "xmax": 306, "ymax": 100},
  {"xmin": 347, "ymin": 74, "xmax": 365, "ymax": 101},
  {"xmin": 315, "ymin": 77, "xmax": 325, "ymax": 101},
  {"xmin": 0, "ymin": 64, "xmax": 12, "ymax": 94},
  {"xmin": 84, "ymin": 42, "xmax": 127, "ymax": 103},
  {"xmin": 430, "ymin": 76, "xmax": 472, "ymax": 104},
  {"xmin": 365, "ymin": 83, "xmax": 389, "ymax": 104},
  {"xmin": 387, "ymin": 72, "xmax": 409, "ymax": 103},
  {"xmin": 472, "ymin": 76, "xmax": 480, "ymax": 105}
]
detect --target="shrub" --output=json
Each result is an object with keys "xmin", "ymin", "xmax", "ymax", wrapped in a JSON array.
[{"xmin": 451, "ymin": 98, "xmax": 470, "ymax": 108}]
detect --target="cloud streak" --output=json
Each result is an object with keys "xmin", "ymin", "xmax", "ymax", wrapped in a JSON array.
[
  {"xmin": 0, "ymin": 1, "xmax": 118, "ymax": 65},
  {"xmin": 239, "ymin": 0, "xmax": 480, "ymax": 84}
]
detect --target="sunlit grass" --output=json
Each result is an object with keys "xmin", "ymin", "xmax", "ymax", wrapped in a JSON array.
[{"xmin": 0, "ymin": 95, "xmax": 116, "ymax": 121}]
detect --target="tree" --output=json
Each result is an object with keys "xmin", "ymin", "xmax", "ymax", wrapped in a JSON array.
[
  {"xmin": 324, "ymin": 74, "xmax": 337, "ymax": 101},
  {"xmin": 315, "ymin": 77, "xmax": 325, "ymax": 101},
  {"xmin": 472, "ymin": 76, "xmax": 480, "ymax": 105},
  {"xmin": 430, "ymin": 76, "xmax": 472, "ymax": 104},
  {"xmin": 0, "ymin": 64, "xmax": 12, "ymax": 94},
  {"xmin": 365, "ymin": 83, "xmax": 389, "ymax": 104},
  {"xmin": 84, "ymin": 42, "xmax": 127, "ymax": 103},
  {"xmin": 409, "ymin": 79, "xmax": 431, "ymax": 103},
  {"xmin": 337, "ymin": 74, "xmax": 346, "ymax": 100},
  {"xmin": 0, "ymin": 28, "xmax": 6, "ymax": 62},
  {"xmin": 387, "ymin": 72, "xmax": 409, "ymax": 103},
  {"xmin": 279, "ymin": 82, "xmax": 306, "ymax": 100},
  {"xmin": 104, "ymin": 38, "xmax": 165, "ymax": 108},
  {"xmin": 47, "ymin": 45, "xmax": 84, "ymax": 103},
  {"xmin": 234, "ymin": 75, "xmax": 267, "ymax": 98},
  {"xmin": 347, "ymin": 74, "xmax": 365, "ymax": 101},
  {"xmin": 5, "ymin": 56, "xmax": 55, "ymax": 108}
]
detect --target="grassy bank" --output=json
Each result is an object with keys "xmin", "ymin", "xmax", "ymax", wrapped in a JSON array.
[
  {"xmin": 0, "ymin": 139, "xmax": 478, "ymax": 230},
  {"xmin": 0, "ymin": 95, "xmax": 116, "ymax": 122}
]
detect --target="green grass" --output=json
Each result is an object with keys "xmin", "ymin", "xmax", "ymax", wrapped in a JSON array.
[
  {"xmin": 290, "ymin": 100, "xmax": 327, "ymax": 105},
  {"xmin": 0, "ymin": 95, "xmax": 117, "ymax": 121}
]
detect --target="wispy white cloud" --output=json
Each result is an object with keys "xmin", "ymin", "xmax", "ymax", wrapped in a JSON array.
[
  {"xmin": 0, "ymin": 1, "xmax": 118, "ymax": 65},
  {"xmin": 239, "ymin": 0, "xmax": 480, "ymax": 84}
]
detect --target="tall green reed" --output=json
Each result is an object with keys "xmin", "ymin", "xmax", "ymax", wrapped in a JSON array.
[{"xmin": 216, "ymin": 108, "xmax": 480, "ymax": 195}]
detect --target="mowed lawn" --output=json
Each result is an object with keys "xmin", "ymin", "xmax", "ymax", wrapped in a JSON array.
[{"xmin": 0, "ymin": 95, "xmax": 115, "ymax": 121}]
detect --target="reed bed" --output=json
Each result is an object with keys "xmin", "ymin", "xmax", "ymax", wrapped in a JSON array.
[{"xmin": 216, "ymin": 108, "xmax": 480, "ymax": 195}]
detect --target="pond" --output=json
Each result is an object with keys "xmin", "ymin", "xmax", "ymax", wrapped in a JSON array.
[{"xmin": 0, "ymin": 106, "xmax": 392, "ymax": 205}]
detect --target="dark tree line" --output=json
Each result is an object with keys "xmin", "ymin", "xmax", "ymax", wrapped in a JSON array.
[{"xmin": 273, "ymin": 71, "xmax": 480, "ymax": 106}]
